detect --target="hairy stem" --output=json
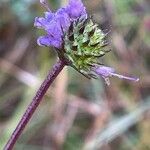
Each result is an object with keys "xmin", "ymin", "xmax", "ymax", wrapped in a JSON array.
[{"xmin": 4, "ymin": 60, "xmax": 65, "ymax": 150}]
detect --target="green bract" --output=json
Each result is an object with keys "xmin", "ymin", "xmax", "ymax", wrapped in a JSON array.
[{"xmin": 60, "ymin": 17, "xmax": 109, "ymax": 78}]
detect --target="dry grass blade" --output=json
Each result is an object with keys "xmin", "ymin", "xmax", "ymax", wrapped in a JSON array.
[{"xmin": 83, "ymin": 99, "xmax": 150, "ymax": 150}]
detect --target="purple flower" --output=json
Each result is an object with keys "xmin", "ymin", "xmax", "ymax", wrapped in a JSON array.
[
  {"xmin": 34, "ymin": 0, "xmax": 87, "ymax": 49},
  {"xmin": 93, "ymin": 66, "xmax": 139, "ymax": 85}
]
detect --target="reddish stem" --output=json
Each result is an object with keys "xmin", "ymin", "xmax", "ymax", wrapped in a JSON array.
[{"xmin": 4, "ymin": 60, "xmax": 65, "ymax": 150}]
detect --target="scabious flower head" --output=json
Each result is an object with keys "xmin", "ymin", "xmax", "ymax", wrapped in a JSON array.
[{"xmin": 35, "ymin": 0, "xmax": 139, "ymax": 84}]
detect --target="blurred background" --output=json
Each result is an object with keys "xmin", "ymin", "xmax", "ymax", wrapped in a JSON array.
[{"xmin": 0, "ymin": 0, "xmax": 150, "ymax": 149}]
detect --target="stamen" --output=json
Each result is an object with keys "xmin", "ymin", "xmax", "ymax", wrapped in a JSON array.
[
  {"xmin": 111, "ymin": 73, "xmax": 139, "ymax": 82},
  {"xmin": 40, "ymin": 0, "xmax": 51, "ymax": 12}
]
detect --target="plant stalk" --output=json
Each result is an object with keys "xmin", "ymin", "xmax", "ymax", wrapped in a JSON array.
[{"xmin": 4, "ymin": 60, "xmax": 65, "ymax": 150}]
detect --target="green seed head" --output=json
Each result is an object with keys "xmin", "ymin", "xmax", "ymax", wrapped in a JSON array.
[{"xmin": 60, "ymin": 17, "xmax": 109, "ymax": 78}]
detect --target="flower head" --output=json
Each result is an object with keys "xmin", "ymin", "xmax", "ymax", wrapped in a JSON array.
[{"xmin": 35, "ymin": 0, "xmax": 139, "ymax": 84}]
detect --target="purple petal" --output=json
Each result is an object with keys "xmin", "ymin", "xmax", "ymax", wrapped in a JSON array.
[
  {"xmin": 34, "ymin": 12, "xmax": 54, "ymax": 29},
  {"xmin": 56, "ymin": 8, "xmax": 71, "ymax": 31},
  {"xmin": 34, "ymin": 17, "xmax": 49, "ymax": 29},
  {"xmin": 45, "ymin": 20, "xmax": 63, "ymax": 39},
  {"xmin": 37, "ymin": 36, "xmax": 62, "ymax": 48},
  {"xmin": 66, "ymin": 0, "xmax": 87, "ymax": 19},
  {"xmin": 37, "ymin": 36, "xmax": 52, "ymax": 46},
  {"xmin": 44, "ymin": 12, "xmax": 54, "ymax": 22}
]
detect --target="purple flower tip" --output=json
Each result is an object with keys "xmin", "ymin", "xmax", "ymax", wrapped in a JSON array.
[
  {"xmin": 94, "ymin": 66, "xmax": 115, "ymax": 77},
  {"xmin": 93, "ymin": 66, "xmax": 139, "ymax": 85},
  {"xmin": 66, "ymin": 0, "xmax": 86, "ymax": 19},
  {"xmin": 37, "ymin": 36, "xmax": 51, "ymax": 46}
]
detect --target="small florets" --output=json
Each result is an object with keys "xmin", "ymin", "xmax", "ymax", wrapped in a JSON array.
[{"xmin": 34, "ymin": 0, "xmax": 86, "ymax": 49}]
